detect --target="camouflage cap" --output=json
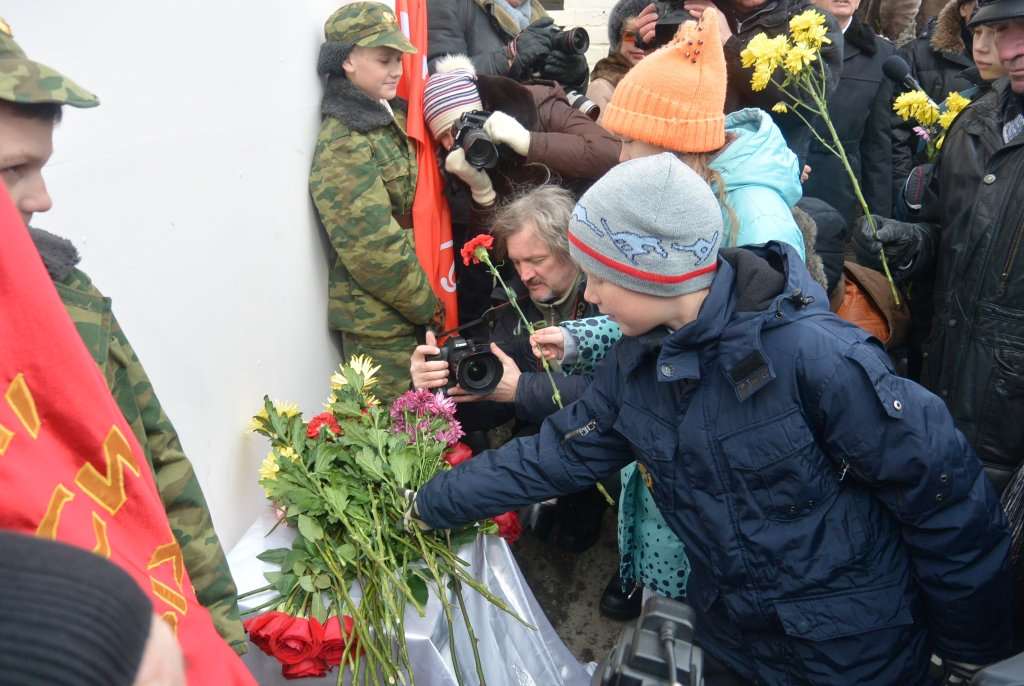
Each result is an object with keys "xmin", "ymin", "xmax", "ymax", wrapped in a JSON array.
[
  {"xmin": 0, "ymin": 22, "xmax": 99, "ymax": 108},
  {"xmin": 324, "ymin": 2, "xmax": 417, "ymax": 54}
]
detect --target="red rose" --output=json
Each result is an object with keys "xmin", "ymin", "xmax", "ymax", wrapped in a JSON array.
[
  {"xmin": 492, "ymin": 511, "xmax": 522, "ymax": 544},
  {"xmin": 281, "ymin": 656, "xmax": 329, "ymax": 679},
  {"xmin": 270, "ymin": 615, "xmax": 325, "ymax": 665},
  {"xmin": 244, "ymin": 610, "xmax": 292, "ymax": 657},
  {"xmin": 461, "ymin": 234, "xmax": 494, "ymax": 266},
  {"xmin": 444, "ymin": 441, "xmax": 474, "ymax": 467},
  {"xmin": 307, "ymin": 412, "xmax": 341, "ymax": 438},
  {"xmin": 320, "ymin": 615, "xmax": 357, "ymax": 665}
]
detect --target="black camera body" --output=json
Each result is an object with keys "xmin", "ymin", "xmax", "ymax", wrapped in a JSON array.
[
  {"xmin": 595, "ymin": 596, "xmax": 704, "ymax": 686},
  {"xmin": 651, "ymin": 0, "xmax": 693, "ymax": 49},
  {"xmin": 425, "ymin": 335, "xmax": 503, "ymax": 396},
  {"xmin": 453, "ymin": 110, "xmax": 500, "ymax": 170}
]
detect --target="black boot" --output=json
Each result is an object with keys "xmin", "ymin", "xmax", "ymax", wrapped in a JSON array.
[
  {"xmin": 599, "ymin": 572, "xmax": 642, "ymax": 621},
  {"xmin": 555, "ymin": 486, "xmax": 608, "ymax": 553}
]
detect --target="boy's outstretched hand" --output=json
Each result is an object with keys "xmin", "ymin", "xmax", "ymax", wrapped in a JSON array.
[{"xmin": 531, "ymin": 326, "xmax": 565, "ymax": 362}]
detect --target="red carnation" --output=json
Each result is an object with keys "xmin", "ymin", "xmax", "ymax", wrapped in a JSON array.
[
  {"xmin": 444, "ymin": 441, "xmax": 474, "ymax": 467},
  {"xmin": 307, "ymin": 412, "xmax": 341, "ymax": 438},
  {"xmin": 492, "ymin": 511, "xmax": 522, "ymax": 544},
  {"xmin": 320, "ymin": 615, "xmax": 358, "ymax": 665},
  {"xmin": 461, "ymin": 234, "xmax": 494, "ymax": 266},
  {"xmin": 281, "ymin": 656, "xmax": 329, "ymax": 679}
]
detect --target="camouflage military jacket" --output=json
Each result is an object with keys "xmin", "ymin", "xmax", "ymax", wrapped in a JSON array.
[
  {"xmin": 32, "ymin": 229, "xmax": 246, "ymax": 655},
  {"xmin": 309, "ymin": 77, "xmax": 438, "ymax": 338}
]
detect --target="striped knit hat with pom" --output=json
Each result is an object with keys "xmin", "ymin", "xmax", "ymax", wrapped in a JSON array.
[
  {"xmin": 423, "ymin": 55, "xmax": 483, "ymax": 139},
  {"xmin": 603, "ymin": 7, "xmax": 726, "ymax": 153}
]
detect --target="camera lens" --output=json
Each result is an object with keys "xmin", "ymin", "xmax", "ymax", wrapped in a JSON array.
[
  {"xmin": 456, "ymin": 351, "xmax": 502, "ymax": 395},
  {"xmin": 552, "ymin": 27, "xmax": 590, "ymax": 55},
  {"xmin": 461, "ymin": 130, "xmax": 499, "ymax": 170}
]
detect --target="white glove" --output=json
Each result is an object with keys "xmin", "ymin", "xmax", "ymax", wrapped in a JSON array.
[
  {"xmin": 483, "ymin": 111, "xmax": 531, "ymax": 157},
  {"xmin": 445, "ymin": 148, "xmax": 496, "ymax": 206},
  {"xmin": 397, "ymin": 488, "xmax": 433, "ymax": 532}
]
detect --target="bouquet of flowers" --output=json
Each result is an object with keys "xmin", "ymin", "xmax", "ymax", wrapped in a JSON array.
[
  {"xmin": 892, "ymin": 89, "xmax": 971, "ymax": 162},
  {"xmin": 740, "ymin": 10, "xmax": 902, "ymax": 303},
  {"xmin": 241, "ymin": 356, "xmax": 530, "ymax": 685}
]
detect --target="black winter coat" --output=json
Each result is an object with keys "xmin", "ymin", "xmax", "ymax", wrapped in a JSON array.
[
  {"xmin": 715, "ymin": 0, "xmax": 843, "ymax": 164},
  {"xmin": 890, "ymin": 0, "xmax": 974, "ymax": 202},
  {"xmin": 804, "ymin": 17, "xmax": 894, "ymax": 230},
  {"xmin": 914, "ymin": 79, "xmax": 1024, "ymax": 496},
  {"xmin": 426, "ymin": 0, "xmax": 546, "ymax": 76}
]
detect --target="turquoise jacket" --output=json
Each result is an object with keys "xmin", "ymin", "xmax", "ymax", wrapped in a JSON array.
[{"xmin": 714, "ymin": 108, "xmax": 805, "ymax": 259}]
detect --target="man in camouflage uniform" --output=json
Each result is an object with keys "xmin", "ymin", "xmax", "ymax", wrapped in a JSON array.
[
  {"xmin": 0, "ymin": 27, "xmax": 246, "ymax": 654},
  {"xmin": 310, "ymin": 3, "xmax": 444, "ymax": 401}
]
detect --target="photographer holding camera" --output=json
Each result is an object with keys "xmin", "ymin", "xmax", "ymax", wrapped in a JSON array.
[
  {"xmin": 423, "ymin": 55, "xmax": 620, "ymax": 338},
  {"xmin": 427, "ymin": 0, "xmax": 590, "ymax": 93},
  {"xmin": 409, "ymin": 186, "xmax": 614, "ymax": 552}
]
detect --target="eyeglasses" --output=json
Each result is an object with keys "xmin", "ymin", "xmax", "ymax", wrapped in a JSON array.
[{"xmin": 621, "ymin": 30, "xmax": 637, "ymax": 43}]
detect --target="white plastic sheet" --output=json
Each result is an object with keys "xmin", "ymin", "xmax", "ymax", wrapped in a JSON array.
[{"xmin": 227, "ymin": 508, "xmax": 592, "ymax": 686}]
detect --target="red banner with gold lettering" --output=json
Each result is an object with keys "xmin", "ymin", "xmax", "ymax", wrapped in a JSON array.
[
  {"xmin": 0, "ymin": 187, "xmax": 255, "ymax": 686},
  {"xmin": 396, "ymin": 0, "xmax": 459, "ymax": 330}
]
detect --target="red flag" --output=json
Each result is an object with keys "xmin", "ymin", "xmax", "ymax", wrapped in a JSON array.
[
  {"xmin": 396, "ymin": 0, "xmax": 459, "ymax": 330},
  {"xmin": 0, "ymin": 187, "xmax": 255, "ymax": 686}
]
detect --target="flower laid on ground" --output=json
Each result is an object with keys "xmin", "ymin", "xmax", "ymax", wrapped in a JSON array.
[
  {"xmin": 241, "ymin": 356, "xmax": 533, "ymax": 685},
  {"xmin": 739, "ymin": 8, "xmax": 900, "ymax": 304},
  {"xmin": 461, "ymin": 234, "xmax": 494, "ymax": 266}
]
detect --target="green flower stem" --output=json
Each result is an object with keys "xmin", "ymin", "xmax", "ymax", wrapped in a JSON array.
[
  {"xmin": 237, "ymin": 582, "xmax": 276, "ymax": 600},
  {"xmin": 447, "ymin": 531, "xmax": 486, "ymax": 686},
  {"xmin": 479, "ymin": 254, "xmax": 615, "ymax": 507},
  {"xmin": 239, "ymin": 595, "xmax": 284, "ymax": 616},
  {"xmin": 413, "ymin": 528, "xmax": 467, "ymax": 686}
]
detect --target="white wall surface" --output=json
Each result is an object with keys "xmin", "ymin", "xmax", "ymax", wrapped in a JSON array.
[{"xmin": 5, "ymin": 1, "xmax": 360, "ymax": 551}]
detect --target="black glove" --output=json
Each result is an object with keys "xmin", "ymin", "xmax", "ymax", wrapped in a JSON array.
[
  {"xmin": 507, "ymin": 18, "xmax": 557, "ymax": 77},
  {"xmin": 541, "ymin": 51, "xmax": 590, "ymax": 92},
  {"xmin": 852, "ymin": 214, "xmax": 936, "ymax": 282}
]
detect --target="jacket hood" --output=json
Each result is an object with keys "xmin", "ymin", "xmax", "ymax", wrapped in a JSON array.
[
  {"xmin": 621, "ymin": 241, "xmax": 829, "ymax": 401},
  {"xmin": 321, "ymin": 76, "xmax": 408, "ymax": 133},
  {"xmin": 930, "ymin": 0, "xmax": 967, "ymax": 56},
  {"xmin": 712, "ymin": 108, "xmax": 802, "ymax": 208}
]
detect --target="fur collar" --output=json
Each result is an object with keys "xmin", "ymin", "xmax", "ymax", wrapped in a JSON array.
[
  {"xmin": 28, "ymin": 227, "xmax": 80, "ymax": 282},
  {"xmin": 321, "ymin": 76, "xmax": 408, "ymax": 133},
  {"xmin": 789, "ymin": 206, "xmax": 827, "ymax": 292},
  {"xmin": 476, "ymin": 74, "xmax": 540, "ymax": 131},
  {"xmin": 591, "ymin": 53, "xmax": 634, "ymax": 87},
  {"xmin": 844, "ymin": 15, "xmax": 878, "ymax": 56},
  {"xmin": 930, "ymin": 0, "xmax": 965, "ymax": 55}
]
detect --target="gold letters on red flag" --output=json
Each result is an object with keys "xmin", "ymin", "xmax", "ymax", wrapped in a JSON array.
[{"xmin": 0, "ymin": 188, "xmax": 255, "ymax": 686}]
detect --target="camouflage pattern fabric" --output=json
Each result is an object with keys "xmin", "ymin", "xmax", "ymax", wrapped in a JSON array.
[
  {"xmin": 54, "ymin": 268, "xmax": 246, "ymax": 655},
  {"xmin": 0, "ymin": 32, "xmax": 98, "ymax": 107},
  {"xmin": 341, "ymin": 330, "xmax": 424, "ymax": 401},
  {"xmin": 309, "ymin": 106, "xmax": 438, "ymax": 339},
  {"xmin": 323, "ymin": 2, "xmax": 418, "ymax": 52}
]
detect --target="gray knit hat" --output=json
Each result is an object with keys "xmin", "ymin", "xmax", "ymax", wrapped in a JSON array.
[
  {"xmin": 568, "ymin": 153, "xmax": 722, "ymax": 297},
  {"xmin": 608, "ymin": 0, "xmax": 649, "ymax": 52}
]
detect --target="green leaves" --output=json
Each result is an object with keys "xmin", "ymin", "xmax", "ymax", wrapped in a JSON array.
[
  {"xmin": 390, "ymin": 449, "xmax": 416, "ymax": 488},
  {"xmin": 256, "ymin": 548, "xmax": 290, "ymax": 565},
  {"xmin": 355, "ymin": 446, "xmax": 386, "ymax": 482},
  {"xmin": 406, "ymin": 573, "xmax": 429, "ymax": 608},
  {"xmin": 297, "ymin": 514, "xmax": 324, "ymax": 541}
]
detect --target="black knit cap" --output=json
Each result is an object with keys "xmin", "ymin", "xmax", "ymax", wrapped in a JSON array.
[{"xmin": 0, "ymin": 531, "xmax": 153, "ymax": 686}]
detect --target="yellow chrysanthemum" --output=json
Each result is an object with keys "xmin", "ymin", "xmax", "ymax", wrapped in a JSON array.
[
  {"xmin": 322, "ymin": 393, "xmax": 340, "ymax": 411},
  {"xmin": 789, "ymin": 10, "xmax": 830, "ymax": 49},
  {"xmin": 741, "ymin": 34, "xmax": 789, "ymax": 91},
  {"xmin": 937, "ymin": 92, "xmax": 971, "ymax": 130},
  {"xmin": 258, "ymin": 452, "xmax": 280, "ymax": 495},
  {"xmin": 330, "ymin": 355, "xmax": 382, "ymax": 391},
  {"xmin": 772, "ymin": 102, "xmax": 789, "ymax": 114},
  {"xmin": 937, "ymin": 110, "xmax": 958, "ymax": 131},
  {"xmin": 364, "ymin": 394, "xmax": 381, "ymax": 407},
  {"xmin": 247, "ymin": 399, "xmax": 301, "ymax": 433},
  {"xmin": 277, "ymin": 446, "xmax": 300, "ymax": 462},
  {"xmin": 784, "ymin": 42, "xmax": 817, "ymax": 74},
  {"xmin": 893, "ymin": 90, "xmax": 939, "ymax": 126}
]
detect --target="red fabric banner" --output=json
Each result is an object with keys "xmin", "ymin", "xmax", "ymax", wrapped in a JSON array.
[
  {"xmin": 0, "ymin": 187, "xmax": 255, "ymax": 686},
  {"xmin": 396, "ymin": 0, "xmax": 459, "ymax": 330}
]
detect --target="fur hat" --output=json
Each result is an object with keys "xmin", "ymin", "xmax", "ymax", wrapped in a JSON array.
[
  {"xmin": 607, "ymin": 0, "xmax": 650, "ymax": 53},
  {"xmin": 423, "ymin": 55, "xmax": 483, "ymax": 139}
]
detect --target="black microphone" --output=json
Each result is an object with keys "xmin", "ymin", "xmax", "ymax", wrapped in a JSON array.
[{"xmin": 883, "ymin": 55, "xmax": 925, "ymax": 93}]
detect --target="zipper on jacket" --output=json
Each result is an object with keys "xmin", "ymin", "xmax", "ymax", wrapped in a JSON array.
[
  {"xmin": 998, "ymin": 211, "xmax": 1024, "ymax": 297},
  {"xmin": 562, "ymin": 420, "xmax": 597, "ymax": 444},
  {"xmin": 838, "ymin": 459, "xmax": 904, "ymax": 508}
]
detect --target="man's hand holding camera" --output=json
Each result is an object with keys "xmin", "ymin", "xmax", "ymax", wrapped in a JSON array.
[
  {"xmin": 411, "ymin": 331, "xmax": 521, "ymax": 403},
  {"xmin": 507, "ymin": 18, "xmax": 558, "ymax": 76}
]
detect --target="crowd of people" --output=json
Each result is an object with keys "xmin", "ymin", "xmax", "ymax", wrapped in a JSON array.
[{"xmin": 3, "ymin": 0, "xmax": 1024, "ymax": 683}]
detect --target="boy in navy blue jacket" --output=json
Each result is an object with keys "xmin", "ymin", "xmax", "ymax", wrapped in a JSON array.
[{"xmin": 411, "ymin": 153, "xmax": 1012, "ymax": 685}]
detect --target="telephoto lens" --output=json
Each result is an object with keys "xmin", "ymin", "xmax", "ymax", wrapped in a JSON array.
[
  {"xmin": 552, "ymin": 27, "xmax": 590, "ymax": 55},
  {"xmin": 453, "ymin": 111, "xmax": 500, "ymax": 170},
  {"xmin": 565, "ymin": 90, "xmax": 600, "ymax": 121}
]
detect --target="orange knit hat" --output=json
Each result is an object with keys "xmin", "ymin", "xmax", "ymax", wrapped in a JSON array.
[{"xmin": 603, "ymin": 8, "xmax": 727, "ymax": 153}]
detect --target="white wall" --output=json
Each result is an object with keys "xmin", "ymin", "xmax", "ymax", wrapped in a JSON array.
[{"xmin": 5, "ymin": 1, "xmax": 354, "ymax": 551}]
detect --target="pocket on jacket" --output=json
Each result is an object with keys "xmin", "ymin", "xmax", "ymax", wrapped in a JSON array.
[
  {"xmin": 718, "ymin": 408, "xmax": 837, "ymax": 521},
  {"xmin": 376, "ymin": 154, "xmax": 409, "ymax": 184},
  {"xmin": 774, "ymin": 583, "xmax": 913, "ymax": 641},
  {"xmin": 976, "ymin": 346, "xmax": 1024, "ymax": 484},
  {"xmin": 614, "ymin": 403, "xmax": 678, "ymax": 512}
]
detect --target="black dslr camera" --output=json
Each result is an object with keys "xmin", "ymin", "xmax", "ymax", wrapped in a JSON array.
[
  {"xmin": 453, "ymin": 111, "xmax": 500, "ymax": 170},
  {"xmin": 650, "ymin": 0, "xmax": 695, "ymax": 50},
  {"xmin": 595, "ymin": 596, "xmax": 704, "ymax": 686},
  {"xmin": 425, "ymin": 335, "xmax": 503, "ymax": 396},
  {"xmin": 553, "ymin": 26, "xmax": 590, "ymax": 55}
]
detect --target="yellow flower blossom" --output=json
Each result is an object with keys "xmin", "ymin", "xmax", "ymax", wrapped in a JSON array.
[
  {"xmin": 936, "ymin": 135, "xmax": 946, "ymax": 150},
  {"xmin": 789, "ymin": 10, "xmax": 831, "ymax": 50},
  {"xmin": 330, "ymin": 355, "xmax": 382, "ymax": 391},
  {"xmin": 937, "ymin": 91, "xmax": 971, "ymax": 131},
  {"xmin": 893, "ymin": 90, "xmax": 939, "ymax": 126},
  {"xmin": 784, "ymin": 41, "xmax": 817, "ymax": 74},
  {"xmin": 322, "ymin": 392, "xmax": 339, "ymax": 411},
  {"xmin": 772, "ymin": 102, "xmax": 789, "ymax": 114},
  {"xmin": 741, "ymin": 33, "xmax": 789, "ymax": 92},
  {"xmin": 258, "ymin": 452, "xmax": 280, "ymax": 495},
  {"xmin": 277, "ymin": 446, "xmax": 299, "ymax": 462},
  {"xmin": 247, "ymin": 399, "xmax": 301, "ymax": 433},
  {"xmin": 364, "ymin": 394, "xmax": 381, "ymax": 407}
]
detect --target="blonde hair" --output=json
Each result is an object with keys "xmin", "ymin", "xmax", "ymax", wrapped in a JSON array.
[{"xmin": 673, "ymin": 133, "xmax": 739, "ymax": 246}]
